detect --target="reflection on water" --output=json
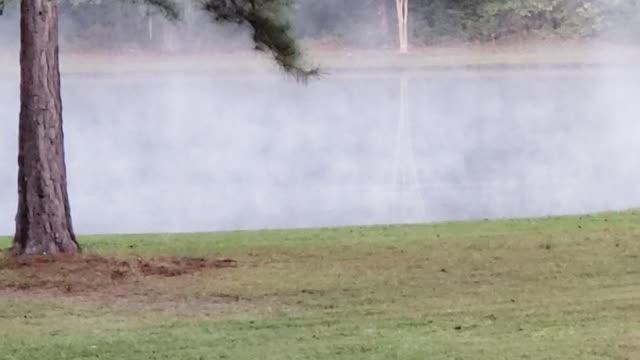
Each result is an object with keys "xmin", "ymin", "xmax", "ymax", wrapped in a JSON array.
[{"xmin": 1, "ymin": 69, "xmax": 639, "ymax": 234}]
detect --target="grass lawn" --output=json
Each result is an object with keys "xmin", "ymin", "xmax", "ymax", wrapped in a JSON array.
[{"xmin": 0, "ymin": 210, "xmax": 638, "ymax": 359}]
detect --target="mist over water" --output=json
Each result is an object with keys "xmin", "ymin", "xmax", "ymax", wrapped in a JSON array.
[
  {"xmin": 1, "ymin": 3, "xmax": 640, "ymax": 235},
  {"xmin": 1, "ymin": 66, "xmax": 639, "ymax": 235}
]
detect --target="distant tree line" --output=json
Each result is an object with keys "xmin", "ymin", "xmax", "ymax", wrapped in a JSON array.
[
  {"xmin": 427, "ymin": 0, "xmax": 640, "ymax": 44},
  {"xmin": 296, "ymin": 0, "xmax": 640, "ymax": 46},
  {"xmin": 1, "ymin": 0, "xmax": 639, "ymax": 51}
]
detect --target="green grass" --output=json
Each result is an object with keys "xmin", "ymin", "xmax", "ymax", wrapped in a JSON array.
[{"xmin": 0, "ymin": 211, "xmax": 639, "ymax": 360}]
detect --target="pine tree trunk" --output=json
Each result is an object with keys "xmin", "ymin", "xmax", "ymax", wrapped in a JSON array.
[{"xmin": 12, "ymin": 0, "xmax": 80, "ymax": 256}]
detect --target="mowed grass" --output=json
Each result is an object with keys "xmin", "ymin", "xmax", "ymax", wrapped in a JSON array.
[{"xmin": 0, "ymin": 211, "xmax": 639, "ymax": 360}]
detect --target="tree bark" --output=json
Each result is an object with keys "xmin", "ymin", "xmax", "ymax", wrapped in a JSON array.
[
  {"xmin": 13, "ymin": 0, "xmax": 80, "ymax": 256},
  {"xmin": 396, "ymin": 0, "xmax": 409, "ymax": 53}
]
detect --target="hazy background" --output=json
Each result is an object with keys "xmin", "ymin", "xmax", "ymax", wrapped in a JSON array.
[{"xmin": 1, "ymin": 1, "xmax": 639, "ymax": 235}]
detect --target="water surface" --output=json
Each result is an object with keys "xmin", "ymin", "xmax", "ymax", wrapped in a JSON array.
[{"xmin": 1, "ymin": 68, "xmax": 639, "ymax": 234}]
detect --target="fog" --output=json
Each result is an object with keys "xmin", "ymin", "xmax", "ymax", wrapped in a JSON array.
[{"xmin": 1, "ymin": 3, "xmax": 640, "ymax": 235}]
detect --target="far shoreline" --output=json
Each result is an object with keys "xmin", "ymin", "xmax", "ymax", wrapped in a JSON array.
[{"xmin": 1, "ymin": 41, "xmax": 640, "ymax": 76}]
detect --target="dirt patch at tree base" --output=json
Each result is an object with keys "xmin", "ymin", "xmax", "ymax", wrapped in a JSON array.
[{"xmin": 0, "ymin": 254, "xmax": 237, "ymax": 294}]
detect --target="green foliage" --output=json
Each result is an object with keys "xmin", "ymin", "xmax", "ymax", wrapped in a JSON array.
[
  {"xmin": 292, "ymin": 0, "xmax": 640, "ymax": 45},
  {"xmin": 406, "ymin": 0, "xmax": 638, "ymax": 43},
  {"xmin": 0, "ymin": 0, "xmax": 315, "ymax": 80},
  {"xmin": 4, "ymin": 0, "xmax": 640, "ymax": 51},
  {"xmin": 199, "ymin": 0, "xmax": 317, "ymax": 80},
  {"xmin": 135, "ymin": 0, "xmax": 317, "ymax": 78}
]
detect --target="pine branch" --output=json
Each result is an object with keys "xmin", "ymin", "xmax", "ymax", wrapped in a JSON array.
[
  {"xmin": 200, "ymin": 0, "xmax": 319, "ymax": 81},
  {"xmin": 123, "ymin": 0, "xmax": 320, "ymax": 80}
]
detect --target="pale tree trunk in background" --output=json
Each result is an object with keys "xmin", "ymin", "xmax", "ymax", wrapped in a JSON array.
[
  {"xmin": 13, "ymin": 0, "xmax": 80, "ymax": 256},
  {"xmin": 148, "ymin": 14, "xmax": 154, "ymax": 41},
  {"xmin": 395, "ymin": 0, "xmax": 409, "ymax": 53},
  {"xmin": 380, "ymin": 0, "xmax": 389, "ymax": 44}
]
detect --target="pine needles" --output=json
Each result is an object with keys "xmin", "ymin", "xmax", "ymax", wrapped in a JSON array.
[{"xmin": 142, "ymin": 0, "xmax": 318, "ymax": 81}]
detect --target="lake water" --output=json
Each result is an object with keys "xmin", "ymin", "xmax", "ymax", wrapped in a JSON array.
[{"xmin": 1, "ymin": 68, "xmax": 639, "ymax": 235}]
